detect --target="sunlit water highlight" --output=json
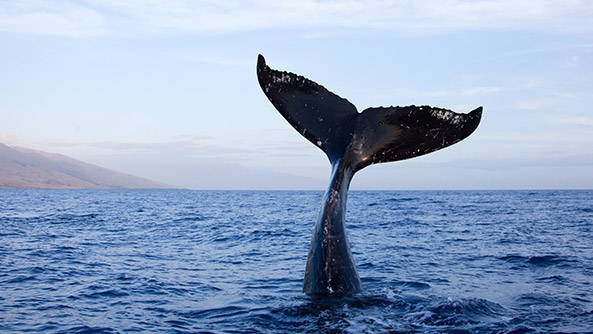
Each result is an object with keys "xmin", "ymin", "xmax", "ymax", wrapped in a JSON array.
[{"xmin": 1, "ymin": 190, "xmax": 592, "ymax": 333}]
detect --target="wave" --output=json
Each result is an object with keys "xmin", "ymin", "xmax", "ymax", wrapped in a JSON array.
[{"xmin": 498, "ymin": 254, "xmax": 578, "ymax": 268}]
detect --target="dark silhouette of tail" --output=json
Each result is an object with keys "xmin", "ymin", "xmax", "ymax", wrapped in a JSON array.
[
  {"xmin": 256, "ymin": 54, "xmax": 482, "ymax": 294},
  {"xmin": 257, "ymin": 54, "xmax": 482, "ymax": 171}
]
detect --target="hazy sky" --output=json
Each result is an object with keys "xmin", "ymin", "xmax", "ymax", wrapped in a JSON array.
[{"xmin": 1, "ymin": 0, "xmax": 592, "ymax": 190}]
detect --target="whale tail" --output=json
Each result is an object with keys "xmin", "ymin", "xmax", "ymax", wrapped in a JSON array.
[
  {"xmin": 256, "ymin": 54, "xmax": 482, "ymax": 172},
  {"xmin": 256, "ymin": 54, "xmax": 482, "ymax": 294}
]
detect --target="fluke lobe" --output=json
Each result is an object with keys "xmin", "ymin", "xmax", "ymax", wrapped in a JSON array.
[{"xmin": 256, "ymin": 54, "xmax": 482, "ymax": 295}]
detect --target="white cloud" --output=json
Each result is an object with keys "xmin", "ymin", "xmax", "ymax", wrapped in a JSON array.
[
  {"xmin": 516, "ymin": 98, "xmax": 553, "ymax": 110},
  {"xmin": 0, "ymin": 133, "xmax": 18, "ymax": 144},
  {"xmin": 478, "ymin": 133, "xmax": 590, "ymax": 144},
  {"xmin": 461, "ymin": 86, "xmax": 501, "ymax": 96},
  {"xmin": 516, "ymin": 92, "xmax": 576, "ymax": 111},
  {"xmin": 166, "ymin": 51, "xmax": 251, "ymax": 66},
  {"xmin": 522, "ymin": 79, "xmax": 542, "ymax": 89},
  {"xmin": 26, "ymin": 137, "xmax": 326, "ymax": 189},
  {"xmin": 1, "ymin": 0, "xmax": 593, "ymax": 36},
  {"xmin": 550, "ymin": 116, "xmax": 593, "ymax": 126},
  {"xmin": 0, "ymin": 0, "xmax": 104, "ymax": 36},
  {"xmin": 87, "ymin": 138, "xmax": 248, "ymax": 158}
]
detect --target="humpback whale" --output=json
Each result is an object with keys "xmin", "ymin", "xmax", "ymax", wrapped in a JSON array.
[{"xmin": 256, "ymin": 55, "xmax": 482, "ymax": 295}]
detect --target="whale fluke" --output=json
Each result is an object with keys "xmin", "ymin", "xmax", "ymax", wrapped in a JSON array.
[{"xmin": 256, "ymin": 54, "xmax": 482, "ymax": 294}]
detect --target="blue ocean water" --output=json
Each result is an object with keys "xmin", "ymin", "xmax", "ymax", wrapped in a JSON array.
[{"xmin": 1, "ymin": 190, "xmax": 592, "ymax": 333}]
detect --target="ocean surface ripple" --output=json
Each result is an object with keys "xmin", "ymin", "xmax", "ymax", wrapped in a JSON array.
[{"xmin": 1, "ymin": 190, "xmax": 592, "ymax": 333}]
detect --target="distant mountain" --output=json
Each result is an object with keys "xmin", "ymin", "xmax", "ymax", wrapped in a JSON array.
[{"xmin": 0, "ymin": 144, "xmax": 173, "ymax": 189}]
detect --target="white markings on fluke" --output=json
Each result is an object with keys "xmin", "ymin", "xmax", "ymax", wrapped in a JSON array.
[
  {"xmin": 431, "ymin": 108, "xmax": 463, "ymax": 125},
  {"xmin": 273, "ymin": 72, "xmax": 293, "ymax": 84}
]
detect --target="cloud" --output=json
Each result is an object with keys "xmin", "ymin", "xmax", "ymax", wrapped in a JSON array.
[
  {"xmin": 0, "ymin": 0, "xmax": 104, "ymax": 36},
  {"xmin": 461, "ymin": 86, "xmax": 501, "ymax": 96},
  {"xmin": 516, "ymin": 92, "xmax": 576, "ymax": 111},
  {"xmin": 1, "ymin": 0, "xmax": 593, "ymax": 36},
  {"xmin": 550, "ymin": 116, "xmax": 593, "ymax": 126},
  {"xmin": 34, "ymin": 137, "xmax": 326, "ymax": 189},
  {"xmin": 464, "ymin": 154, "xmax": 593, "ymax": 170},
  {"xmin": 87, "ymin": 138, "xmax": 253, "ymax": 159},
  {"xmin": 478, "ymin": 133, "xmax": 589, "ymax": 144},
  {"xmin": 0, "ymin": 133, "xmax": 18, "ymax": 144},
  {"xmin": 166, "ymin": 51, "xmax": 251, "ymax": 67},
  {"xmin": 38, "ymin": 135, "xmax": 243, "ymax": 158},
  {"xmin": 40, "ymin": 135, "xmax": 318, "ymax": 165}
]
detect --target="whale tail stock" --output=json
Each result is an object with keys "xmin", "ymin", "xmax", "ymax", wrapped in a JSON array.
[{"xmin": 256, "ymin": 54, "xmax": 482, "ymax": 294}]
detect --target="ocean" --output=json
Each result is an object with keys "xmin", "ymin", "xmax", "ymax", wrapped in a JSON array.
[{"xmin": 1, "ymin": 189, "xmax": 592, "ymax": 333}]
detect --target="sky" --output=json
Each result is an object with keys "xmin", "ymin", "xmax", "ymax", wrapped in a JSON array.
[{"xmin": 1, "ymin": 0, "xmax": 592, "ymax": 190}]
